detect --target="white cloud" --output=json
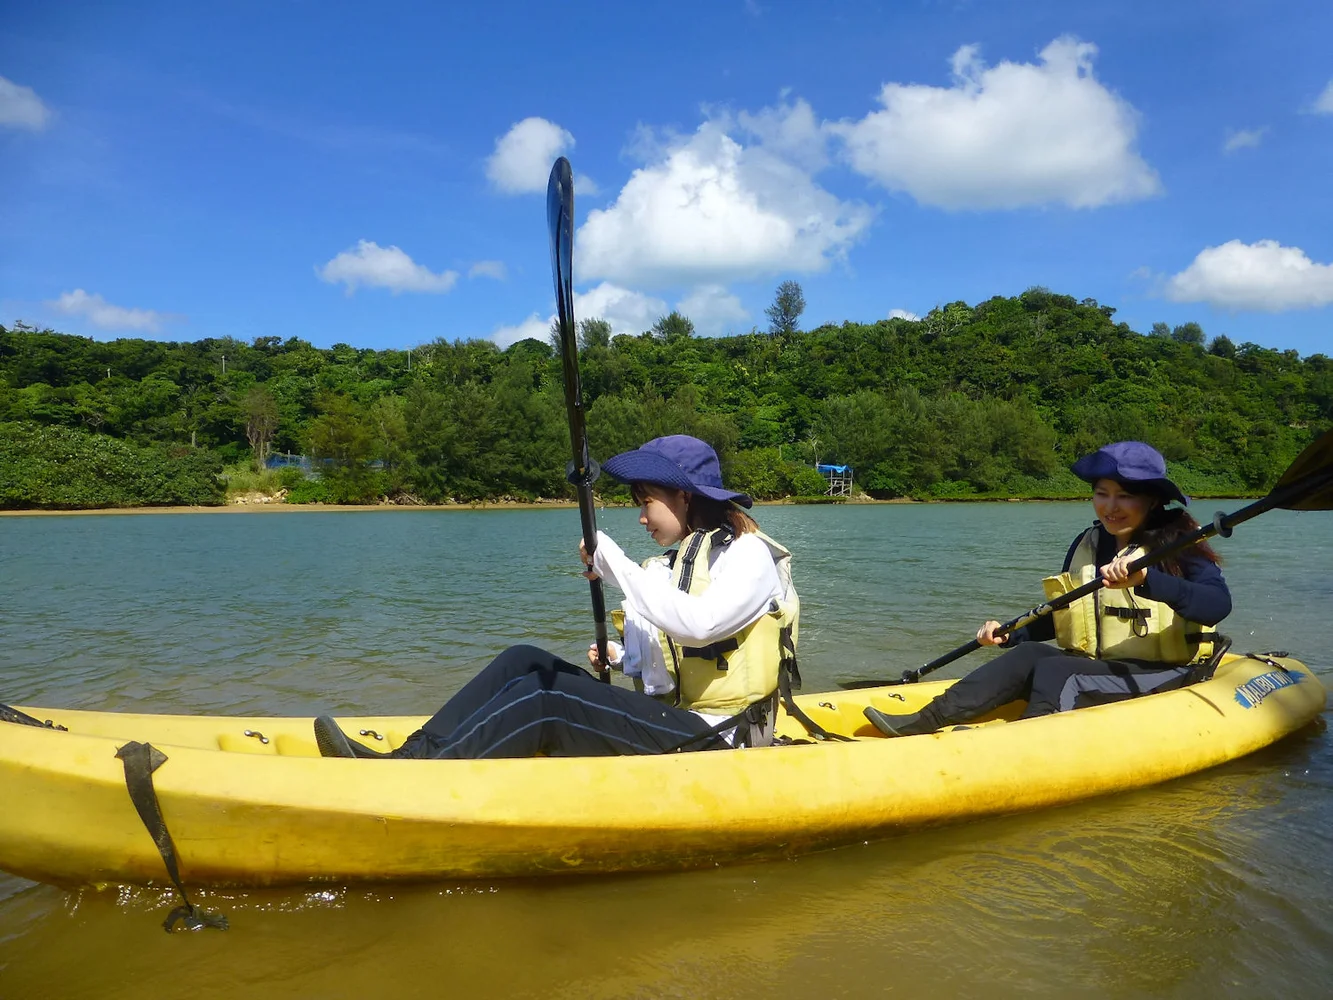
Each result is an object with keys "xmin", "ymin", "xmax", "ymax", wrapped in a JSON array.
[
  {"xmin": 0, "ymin": 75, "xmax": 51, "ymax": 130},
  {"xmin": 1166, "ymin": 239, "xmax": 1333, "ymax": 311},
  {"xmin": 1313, "ymin": 81, "xmax": 1333, "ymax": 115},
  {"xmin": 578, "ymin": 111, "xmax": 873, "ymax": 288},
  {"xmin": 469, "ymin": 260, "xmax": 507, "ymax": 280},
  {"xmin": 830, "ymin": 36, "xmax": 1161, "ymax": 210},
  {"xmin": 676, "ymin": 284, "xmax": 750, "ymax": 336},
  {"xmin": 50, "ymin": 289, "xmax": 168, "ymax": 332},
  {"xmin": 317, "ymin": 240, "xmax": 458, "ymax": 294},
  {"xmin": 575, "ymin": 282, "xmax": 667, "ymax": 336},
  {"xmin": 888, "ymin": 308, "xmax": 920, "ymax": 321},
  {"xmin": 1223, "ymin": 127, "xmax": 1267, "ymax": 152},
  {"xmin": 736, "ymin": 96, "xmax": 828, "ymax": 172},
  {"xmin": 486, "ymin": 117, "xmax": 575, "ymax": 194},
  {"xmin": 491, "ymin": 313, "xmax": 552, "ymax": 349},
  {"xmin": 489, "ymin": 282, "xmax": 668, "ymax": 349}
]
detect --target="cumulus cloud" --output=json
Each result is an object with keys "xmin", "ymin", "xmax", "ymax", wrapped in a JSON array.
[
  {"xmin": 491, "ymin": 313, "xmax": 552, "ymax": 349},
  {"xmin": 736, "ymin": 96, "xmax": 828, "ymax": 172},
  {"xmin": 489, "ymin": 282, "xmax": 669, "ymax": 348},
  {"xmin": 486, "ymin": 117, "xmax": 575, "ymax": 194},
  {"xmin": 0, "ymin": 75, "xmax": 51, "ymax": 130},
  {"xmin": 676, "ymin": 284, "xmax": 750, "ymax": 336},
  {"xmin": 1166, "ymin": 239, "xmax": 1333, "ymax": 311},
  {"xmin": 830, "ymin": 36, "xmax": 1161, "ymax": 210},
  {"xmin": 50, "ymin": 289, "xmax": 169, "ymax": 332},
  {"xmin": 888, "ymin": 308, "xmax": 920, "ymax": 321},
  {"xmin": 576, "ymin": 282, "xmax": 668, "ymax": 335},
  {"xmin": 1223, "ymin": 127, "xmax": 1267, "ymax": 153},
  {"xmin": 317, "ymin": 240, "xmax": 458, "ymax": 294},
  {"xmin": 469, "ymin": 260, "xmax": 507, "ymax": 280},
  {"xmin": 578, "ymin": 110, "xmax": 872, "ymax": 288},
  {"xmin": 1313, "ymin": 81, "xmax": 1333, "ymax": 115}
]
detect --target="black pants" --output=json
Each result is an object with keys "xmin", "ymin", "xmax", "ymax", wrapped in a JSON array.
[
  {"xmin": 924, "ymin": 643, "xmax": 1194, "ymax": 725},
  {"xmin": 393, "ymin": 645, "xmax": 727, "ymax": 759}
]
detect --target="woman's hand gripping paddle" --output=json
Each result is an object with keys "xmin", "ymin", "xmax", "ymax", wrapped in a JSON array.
[{"xmin": 839, "ymin": 428, "xmax": 1333, "ymax": 689}]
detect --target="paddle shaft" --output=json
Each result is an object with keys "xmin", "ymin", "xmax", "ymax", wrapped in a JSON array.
[
  {"xmin": 898, "ymin": 460, "xmax": 1333, "ymax": 684},
  {"xmin": 547, "ymin": 157, "xmax": 611, "ymax": 680}
]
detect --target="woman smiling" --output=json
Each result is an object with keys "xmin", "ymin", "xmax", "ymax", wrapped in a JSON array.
[{"xmin": 866, "ymin": 441, "xmax": 1231, "ymax": 736}]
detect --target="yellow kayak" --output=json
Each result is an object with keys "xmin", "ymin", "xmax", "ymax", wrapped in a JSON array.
[{"xmin": 0, "ymin": 652, "xmax": 1323, "ymax": 889}]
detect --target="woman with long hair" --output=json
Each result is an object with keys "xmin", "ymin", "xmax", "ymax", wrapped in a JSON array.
[
  {"xmin": 315, "ymin": 435, "xmax": 798, "ymax": 758},
  {"xmin": 866, "ymin": 441, "xmax": 1231, "ymax": 736}
]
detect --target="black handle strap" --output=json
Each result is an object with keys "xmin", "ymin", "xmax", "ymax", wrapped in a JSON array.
[{"xmin": 115, "ymin": 741, "xmax": 228, "ymax": 933}]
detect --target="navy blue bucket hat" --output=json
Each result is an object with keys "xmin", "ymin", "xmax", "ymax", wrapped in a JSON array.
[
  {"xmin": 1071, "ymin": 441, "xmax": 1189, "ymax": 506},
  {"xmin": 602, "ymin": 435, "xmax": 753, "ymax": 508}
]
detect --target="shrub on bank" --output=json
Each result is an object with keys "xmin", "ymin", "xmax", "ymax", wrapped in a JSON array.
[{"xmin": 0, "ymin": 421, "xmax": 225, "ymax": 509}]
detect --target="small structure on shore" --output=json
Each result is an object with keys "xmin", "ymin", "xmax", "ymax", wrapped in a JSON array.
[
  {"xmin": 266, "ymin": 453, "xmax": 314, "ymax": 475},
  {"xmin": 817, "ymin": 463, "xmax": 853, "ymax": 497}
]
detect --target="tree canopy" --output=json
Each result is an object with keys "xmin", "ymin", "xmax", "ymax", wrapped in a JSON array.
[
  {"xmin": 2, "ymin": 290, "xmax": 1329, "ymax": 509},
  {"xmin": 766, "ymin": 281, "xmax": 806, "ymax": 336}
]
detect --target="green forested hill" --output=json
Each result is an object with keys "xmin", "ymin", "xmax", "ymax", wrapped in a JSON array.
[{"xmin": 2, "ymin": 289, "xmax": 1329, "ymax": 508}]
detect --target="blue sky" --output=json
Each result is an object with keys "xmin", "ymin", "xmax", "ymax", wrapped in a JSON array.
[{"xmin": 2, "ymin": 0, "xmax": 1331, "ymax": 356}]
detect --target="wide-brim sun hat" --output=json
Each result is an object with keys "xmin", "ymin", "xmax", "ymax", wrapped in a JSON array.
[
  {"xmin": 1071, "ymin": 440, "xmax": 1189, "ymax": 506},
  {"xmin": 602, "ymin": 435, "xmax": 753, "ymax": 508}
]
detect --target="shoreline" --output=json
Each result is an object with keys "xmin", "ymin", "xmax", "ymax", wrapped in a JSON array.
[{"xmin": 0, "ymin": 493, "xmax": 1260, "ymax": 517}]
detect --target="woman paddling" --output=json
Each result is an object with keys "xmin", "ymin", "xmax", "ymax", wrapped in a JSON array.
[
  {"xmin": 866, "ymin": 441, "xmax": 1231, "ymax": 737},
  {"xmin": 315, "ymin": 434, "xmax": 799, "ymax": 758}
]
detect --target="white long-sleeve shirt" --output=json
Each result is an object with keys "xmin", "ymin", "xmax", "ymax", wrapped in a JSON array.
[{"xmin": 591, "ymin": 529, "xmax": 783, "ymax": 701}]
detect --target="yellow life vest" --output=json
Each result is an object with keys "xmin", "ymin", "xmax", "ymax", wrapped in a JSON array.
[
  {"xmin": 646, "ymin": 527, "xmax": 797, "ymax": 716},
  {"xmin": 1042, "ymin": 526, "xmax": 1203, "ymax": 664}
]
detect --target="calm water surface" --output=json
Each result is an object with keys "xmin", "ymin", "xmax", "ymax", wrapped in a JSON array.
[{"xmin": 1, "ymin": 503, "xmax": 1331, "ymax": 998}]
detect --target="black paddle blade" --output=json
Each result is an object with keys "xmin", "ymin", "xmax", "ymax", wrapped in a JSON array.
[
  {"xmin": 546, "ymin": 157, "xmax": 576, "ymax": 356},
  {"xmin": 1273, "ymin": 427, "xmax": 1333, "ymax": 511},
  {"xmin": 546, "ymin": 157, "xmax": 589, "ymax": 474}
]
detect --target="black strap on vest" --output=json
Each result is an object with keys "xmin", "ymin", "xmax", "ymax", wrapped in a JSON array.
[
  {"xmin": 115, "ymin": 741, "xmax": 229, "ymax": 933},
  {"xmin": 662, "ymin": 697, "xmax": 770, "ymax": 753},
  {"xmin": 666, "ymin": 528, "xmax": 743, "ymax": 693},
  {"xmin": 680, "ymin": 638, "xmax": 739, "ymax": 668},
  {"xmin": 1103, "ymin": 607, "xmax": 1151, "ymax": 621},
  {"xmin": 1103, "ymin": 595, "xmax": 1151, "ymax": 637},
  {"xmin": 776, "ymin": 626, "xmax": 851, "ymax": 742},
  {"xmin": 674, "ymin": 530, "xmax": 709, "ymax": 592}
]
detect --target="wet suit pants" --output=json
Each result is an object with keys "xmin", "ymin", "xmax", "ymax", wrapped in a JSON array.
[
  {"xmin": 923, "ymin": 643, "xmax": 1194, "ymax": 726},
  {"xmin": 393, "ymin": 645, "xmax": 727, "ymax": 759}
]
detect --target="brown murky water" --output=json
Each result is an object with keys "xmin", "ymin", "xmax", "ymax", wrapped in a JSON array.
[{"xmin": 2, "ymin": 504, "xmax": 1330, "ymax": 997}]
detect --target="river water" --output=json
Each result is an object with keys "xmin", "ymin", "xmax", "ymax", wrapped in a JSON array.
[{"xmin": 1, "ymin": 503, "xmax": 1330, "ymax": 998}]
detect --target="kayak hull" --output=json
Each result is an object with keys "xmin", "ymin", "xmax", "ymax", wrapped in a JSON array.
[{"xmin": 0, "ymin": 653, "xmax": 1324, "ymax": 887}]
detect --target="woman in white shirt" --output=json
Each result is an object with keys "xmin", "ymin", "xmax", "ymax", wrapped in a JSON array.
[{"xmin": 314, "ymin": 435, "xmax": 798, "ymax": 759}]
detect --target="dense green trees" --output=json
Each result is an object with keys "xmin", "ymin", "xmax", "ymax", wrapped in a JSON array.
[
  {"xmin": 1, "ymin": 290, "xmax": 1329, "ymax": 509},
  {"xmin": 0, "ymin": 422, "xmax": 224, "ymax": 508}
]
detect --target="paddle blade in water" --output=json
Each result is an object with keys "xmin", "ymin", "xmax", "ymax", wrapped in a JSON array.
[{"xmin": 1273, "ymin": 428, "xmax": 1333, "ymax": 511}]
